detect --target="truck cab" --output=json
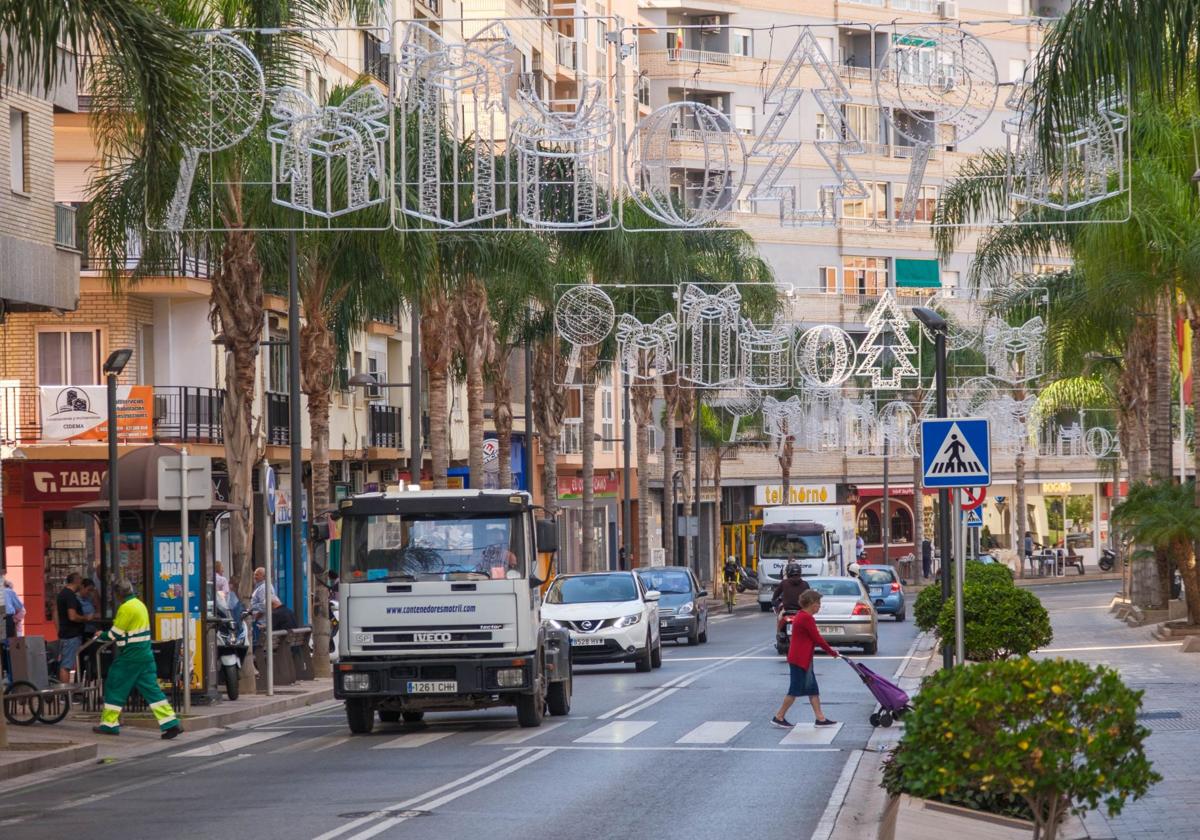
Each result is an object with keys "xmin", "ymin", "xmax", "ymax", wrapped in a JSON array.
[
  {"xmin": 333, "ymin": 489, "xmax": 572, "ymax": 732},
  {"xmin": 755, "ymin": 522, "xmax": 831, "ymax": 610}
]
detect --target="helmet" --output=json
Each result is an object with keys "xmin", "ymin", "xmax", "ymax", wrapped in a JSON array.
[
  {"xmin": 847, "ymin": 562, "xmax": 861, "ymax": 577},
  {"xmin": 785, "ymin": 562, "xmax": 803, "ymax": 578}
]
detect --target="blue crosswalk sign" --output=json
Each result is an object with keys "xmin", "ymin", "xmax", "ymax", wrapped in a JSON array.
[
  {"xmin": 922, "ymin": 418, "xmax": 991, "ymax": 488},
  {"xmin": 963, "ymin": 507, "xmax": 984, "ymax": 528}
]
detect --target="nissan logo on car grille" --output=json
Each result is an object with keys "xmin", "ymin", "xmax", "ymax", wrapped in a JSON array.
[
  {"xmin": 414, "ymin": 631, "xmax": 453, "ymax": 643},
  {"xmin": 579, "ymin": 620, "xmax": 596, "ymax": 632}
]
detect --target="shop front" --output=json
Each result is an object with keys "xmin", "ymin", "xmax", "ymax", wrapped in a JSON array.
[
  {"xmin": 557, "ymin": 472, "xmax": 620, "ymax": 574},
  {"xmin": 855, "ymin": 486, "xmax": 926, "ymax": 565}
]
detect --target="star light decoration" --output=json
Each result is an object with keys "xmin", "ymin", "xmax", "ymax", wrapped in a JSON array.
[
  {"xmin": 744, "ymin": 27, "xmax": 867, "ymax": 225},
  {"xmin": 854, "ymin": 291, "xmax": 919, "ymax": 389}
]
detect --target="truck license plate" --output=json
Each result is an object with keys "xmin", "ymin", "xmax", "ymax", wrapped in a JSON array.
[
  {"xmin": 571, "ymin": 636, "xmax": 606, "ymax": 646},
  {"xmin": 406, "ymin": 680, "xmax": 457, "ymax": 694}
]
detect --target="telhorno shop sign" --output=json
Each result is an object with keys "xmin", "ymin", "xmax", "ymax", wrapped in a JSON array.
[{"xmin": 21, "ymin": 461, "xmax": 106, "ymax": 502}]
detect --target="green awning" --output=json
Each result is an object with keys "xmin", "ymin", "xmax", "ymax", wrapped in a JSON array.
[
  {"xmin": 895, "ymin": 258, "xmax": 940, "ymax": 288},
  {"xmin": 893, "ymin": 35, "xmax": 937, "ymax": 47}
]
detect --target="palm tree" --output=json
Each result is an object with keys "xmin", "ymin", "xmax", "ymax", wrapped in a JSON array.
[{"xmin": 1113, "ymin": 481, "xmax": 1200, "ymax": 624}]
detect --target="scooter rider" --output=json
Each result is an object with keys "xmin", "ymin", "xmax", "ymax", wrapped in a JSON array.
[{"xmin": 772, "ymin": 562, "xmax": 810, "ymax": 616}]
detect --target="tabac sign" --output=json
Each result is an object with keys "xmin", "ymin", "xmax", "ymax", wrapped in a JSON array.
[
  {"xmin": 38, "ymin": 385, "xmax": 153, "ymax": 442},
  {"xmin": 22, "ymin": 461, "xmax": 107, "ymax": 502}
]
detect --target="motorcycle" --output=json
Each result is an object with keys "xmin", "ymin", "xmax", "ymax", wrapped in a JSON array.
[
  {"xmin": 774, "ymin": 608, "xmax": 798, "ymax": 655},
  {"xmin": 1099, "ymin": 548, "xmax": 1117, "ymax": 572},
  {"xmin": 736, "ymin": 565, "xmax": 759, "ymax": 593},
  {"xmin": 213, "ymin": 592, "xmax": 248, "ymax": 701}
]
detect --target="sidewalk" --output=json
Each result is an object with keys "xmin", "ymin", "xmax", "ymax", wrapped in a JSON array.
[
  {"xmin": 1, "ymin": 678, "xmax": 333, "ymax": 785},
  {"xmin": 818, "ymin": 579, "xmax": 1193, "ymax": 840}
]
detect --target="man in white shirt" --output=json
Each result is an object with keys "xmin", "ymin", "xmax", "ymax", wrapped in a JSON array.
[
  {"xmin": 249, "ymin": 567, "xmax": 276, "ymax": 619},
  {"xmin": 214, "ymin": 561, "xmax": 230, "ymax": 595}
]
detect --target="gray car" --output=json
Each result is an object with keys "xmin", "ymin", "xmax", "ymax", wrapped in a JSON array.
[
  {"xmin": 794, "ymin": 576, "xmax": 879, "ymax": 655},
  {"xmin": 635, "ymin": 567, "xmax": 708, "ymax": 646}
]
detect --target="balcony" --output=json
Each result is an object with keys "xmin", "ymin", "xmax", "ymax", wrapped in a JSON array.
[
  {"xmin": 266, "ymin": 392, "xmax": 291, "ymax": 446},
  {"xmin": 72, "ymin": 204, "xmax": 212, "ymax": 279},
  {"xmin": 0, "ymin": 384, "xmax": 225, "ymax": 445},
  {"xmin": 363, "ymin": 31, "xmax": 391, "ymax": 83},
  {"xmin": 55, "ymin": 204, "xmax": 78, "ymax": 250},
  {"xmin": 369, "ymin": 404, "xmax": 402, "ymax": 449},
  {"xmin": 666, "ymin": 47, "xmax": 733, "ymax": 66}
]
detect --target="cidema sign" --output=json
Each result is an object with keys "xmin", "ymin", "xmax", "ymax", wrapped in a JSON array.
[{"xmin": 754, "ymin": 483, "xmax": 837, "ymax": 506}]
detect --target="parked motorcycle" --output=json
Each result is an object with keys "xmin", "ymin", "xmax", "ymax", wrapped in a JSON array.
[
  {"xmin": 1099, "ymin": 548, "xmax": 1117, "ymax": 572},
  {"xmin": 213, "ymin": 592, "xmax": 248, "ymax": 701},
  {"xmin": 736, "ymin": 565, "xmax": 759, "ymax": 593}
]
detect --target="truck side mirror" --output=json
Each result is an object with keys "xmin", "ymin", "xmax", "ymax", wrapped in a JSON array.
[{"xmin": 535, "ymin": 519, "xmax": 559, "ymax": 555}]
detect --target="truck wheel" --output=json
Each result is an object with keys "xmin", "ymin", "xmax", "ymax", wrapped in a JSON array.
[
  {"xmin": 378, "ymin": 710, "xmax": 401, "ymax": 723},
  {"xmin": 547, "ymin": 670, "xmax": 572, "ymax": 717},
  {"xmin": 651, "ymin": 639, "xmax": 663, "ymax": 669},
  {"xmin": 635, "ymin": 635, "xmax": 653, "ymax": 673},
  {"xmin": 516, "ymin": 688, "xmax": 544, "ymax": 728},
  {"xmin": 402, "ymin": 711, "xmax": 425, "ymax": 723},
  {"xmin": 346, "ymin": 699, "xmax": 375, "ymax": 734},
  {"xmin": 760, "ymin": 602, "xmax": 773, "ymax": 612}
]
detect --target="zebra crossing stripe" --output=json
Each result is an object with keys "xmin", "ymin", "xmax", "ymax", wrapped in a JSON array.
[
  {"xmin": 574, "ymin": 720, "xmax": 656, "ymax": 744},
  {"xmin": 778, "ymin": 722, "xmax": 843, "ymax": 746},
  {"xmin": 675, "ymin": 721, "xmax": 748, "ymax": 744},
  {"xmin": 475, "ymin": 722, "xmax": 566, "ymax": 745},
  {"xmin": 372, "ymin": 729, "xmax": 460, "ymax": 749}
]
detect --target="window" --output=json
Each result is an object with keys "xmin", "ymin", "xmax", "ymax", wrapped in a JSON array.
[
  {"xmin": 818, "ymin": 266, "xmax": 839, "ymax": 294},
  {"xmin": 637, "ymin": 75, "xmax": 650, "ymax": 107},
  {"xmin": 318, "ymin": 75, "xmax": 328, "ymax": 105},
  {"xmin": 842, "ymin": 104, "xmax": 882, "ymax": 146},
  {"xmin": 734, "ymin": 105, "xmax": 754, "ymax": 135},
  {"xmin": 941, "ymin": 270, "xmax": 960, "ymax": 289},
  {"xmin": 730, "ymin": 28, "xmax": 752, "ymax": 57},
  {"xmin": 842, "ymin": 256, "xmax": 889, "ymax": 297},
  {"xmin": 892, "ymin": 183, "xmax": 939, "ymax": 222},
  {"xmin": 366, "ymin": 354, "xmax": 383, "ymax": 398},
  {"xmin": 269, "ymin": 337, "xmax": 292, "ymax": 393},
  {"xmin": 843, "ymin": 181, "xmax": 888, "ymax": 222},
  {"xmin": 596, "ymin": 19, "xmax": 608, "ymax": 47},
  {"xmin": 1008, "ymin": 58, "xmax": 1027, "ymax": 84},
  {"xmin": 37, "ymin": 329, "xmax": 100, "ymax": 385},
  {"xmin": 1007, "ymin": 0, "xmax": 1026, "ymax": 13},
  {"xmin": 735, "ymin": 185, "xmax": 754, "ymax": 213},
  {"xmin": 601, "ymin": 388, "xmax": 614, "ymax": 452},
  {"xmin": 9, "ymin": 109, "xmax": 28, "ymax": 194},
  {"xmin": 137, "ymin": 324, "xmax": 155, "ymax": 384}
]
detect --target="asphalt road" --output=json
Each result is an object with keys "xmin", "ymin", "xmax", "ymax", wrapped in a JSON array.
[{"xmin": 0, "ymin": 603, "xmax": 918, "ymax": 840}]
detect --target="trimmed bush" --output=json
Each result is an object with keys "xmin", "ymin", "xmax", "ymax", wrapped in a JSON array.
[
  {"xmin": 965, "ymin": 559, "xmax": 1015, "ymax": 586},
  {"xmin": 913, "ymin": 561, "xmax": 1014, "ymax": 633},
  {"xmin": 882, "ymin": 741, "xmax": 1033, "ymax": 822},
  {"xmin": 888, "ymin": 658, "xmax": 1159, "ymax": 840},
  {"xmin": 936, "ymin": 582, "xmax": 1052, "ymax": 660}
]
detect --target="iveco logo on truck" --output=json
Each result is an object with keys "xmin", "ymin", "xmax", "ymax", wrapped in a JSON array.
[{"xmin": 414, "ymin": 632, "xmax": 452, "ymax": 643}]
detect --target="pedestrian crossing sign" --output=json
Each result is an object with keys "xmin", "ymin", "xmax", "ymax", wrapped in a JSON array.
[
  {"xmin": 963, "ymin": 507, "xmax": 984, "ymax": 528},
  {"xmin": 921, "ymin": 418, "xmax": 991, "ymax": 488}
]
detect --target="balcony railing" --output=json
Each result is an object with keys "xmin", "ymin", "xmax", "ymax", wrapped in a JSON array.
[
  {"xmin": 266, "ymin": 392, "xmax": 291, "ymax": 446},
  {"xmin": 369, "ymin": 404, "xmax": 402, "ymax": 449},
  {"xmin": 0, "ymin": 384, "xmax": 226, "ymax": 444},
  {"xmin": 54, "ymin": 203, "xmax": 77, "ymax": 250},
  {"xmin": 666, "ymin": 48, "xmax": 733, "ymax": 66}
]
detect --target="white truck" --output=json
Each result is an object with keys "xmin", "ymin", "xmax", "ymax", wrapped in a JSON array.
[
  {"xmin": 332, "ymin": 489, "xmax": 572, "ymax": 732},
  {"xmin": 756, "ymin": 504, "xmax": 857, "ymax": 611}
]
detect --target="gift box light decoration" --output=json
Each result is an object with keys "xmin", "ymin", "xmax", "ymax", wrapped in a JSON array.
[
  {"xmin": 738, "ymin": 319, "xmax": 791, "ymax": 389},
  {"xmin": 679, "ymin": 284, "xmax": 742, "ymax": 387},
  {"xmin": 513, "ymin": 80, "xmax": 615, "ymax": 228},
  {"xmin": 615, "ymin": 313, "xmax": 678, "ymax": 379},
  {"xmin": 268, "ymin": 84, "xmax": 389, "ymax": 219},
  {"xmin": 164, "ymin": 32, "xmax": 265, "ymax": 232},
  {"xmin": 982, "ymin": 316, "xmax": 1045, "ymax": 385},
  {"xmin": 396, "ymin": 23, "xmax": 516, "ymax": 227},
  {"xmin": 555, "ymin": 284, "xmax": 615, "ymax": 384}
]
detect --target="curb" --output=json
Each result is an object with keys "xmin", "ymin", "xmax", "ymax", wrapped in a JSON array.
[
  {"xmin": 120, "ymin": 686, "xmax": 336, "ymax": 733},
  {"xmin": 0, "ymin": 742, "xmax": 99, "ymax": 782}
]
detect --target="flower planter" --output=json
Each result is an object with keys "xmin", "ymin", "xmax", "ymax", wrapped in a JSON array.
[{"xmin": 879, "ymin": 794, "xmax": 1090, "ymax": 840}]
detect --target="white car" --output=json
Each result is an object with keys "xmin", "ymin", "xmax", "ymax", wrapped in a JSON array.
[{"xmin": 542, "ymin": 572, "xmax": 663, "ymax": 671}]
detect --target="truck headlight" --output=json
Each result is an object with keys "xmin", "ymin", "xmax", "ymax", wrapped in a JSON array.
[
  {"xmin": 342, "ymin": 672, "xmax": 372, "ymax": 692},
  {"xmin": 616, "ymin": 613, "xmax": 642, "ymax": 628},
  {"xmin": 676, "ymin": 602, "xmax": 694, "ymax": 616},
  {"xmin": 495, "ymin": 668, "xmax": 525, "ymax": 688}
]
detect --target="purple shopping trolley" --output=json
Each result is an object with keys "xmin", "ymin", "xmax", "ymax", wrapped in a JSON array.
[{"xmin": 844, "ymin": 657, "xmax": 911, "ymax": 727}]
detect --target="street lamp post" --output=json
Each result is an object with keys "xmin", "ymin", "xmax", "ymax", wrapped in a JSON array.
[
  {"xmin": 103, "ymin": 348, "xmax": 132, "ymax": 609},
  {"xmin": 621, "ymin": 360, "xmax": 632, "ymax": 568},
  {"xmin": 912, "ymin": 308, "xmax": 954, "ymax": 669},
  {"xmin": 694, "ymin": 395, "xmax": 702, "ymax": 577},
  {"xmin": 672, "ymin": 469, "xmax": 683, "ymax": 567},
  {"xmin": 287, "ymin": 233, "xmax": 305, "ymax": 619}
]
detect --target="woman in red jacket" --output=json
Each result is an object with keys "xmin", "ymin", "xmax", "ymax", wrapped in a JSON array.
[{"xmin": 771, "ymin": 589, "xmax": 839, "ymax": 728}]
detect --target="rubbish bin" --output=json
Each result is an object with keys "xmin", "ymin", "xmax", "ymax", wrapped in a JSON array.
[{"xmin": 255, "ymin": 630, "xmax": 295, "ymax": 691}]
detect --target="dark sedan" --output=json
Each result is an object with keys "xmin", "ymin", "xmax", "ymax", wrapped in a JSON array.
[{"xmin": 635, "ymin": 567, "xmax": 708, "ymax": 645}]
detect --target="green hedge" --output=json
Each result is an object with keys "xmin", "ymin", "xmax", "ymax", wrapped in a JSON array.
[
  {"xmin": 913, "ymin": 561, "xmax": 1015, "ymax": 632},
  {"xmin": 935, "ymin": 582, "xmax": 1053, "ymax": 660},
  {"xmin": 886, "ymin": 658, "xmax": 1159, "ymax": 839}
]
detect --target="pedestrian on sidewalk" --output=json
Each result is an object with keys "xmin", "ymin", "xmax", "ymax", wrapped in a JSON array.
[
  {"xmin": 921, "ymin": 538, "xmax": 932, "ymax": 579},
  {"xmin": 55, "ymin": 573, "xmax": 89, "ymax": 683},
  {"xmin": 92, "ymin": 579, "xmax": 183, "ymax": 740},
  {"xmin": 771, "ymin": 589, "xmax": 839, "ymax": 729}
]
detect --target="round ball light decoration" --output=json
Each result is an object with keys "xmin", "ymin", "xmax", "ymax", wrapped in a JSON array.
[
  {"xmin": 794, "ymin": 324, "xmax": 857, "ymax": 387},
  {"xmin": 626, "ymin": 101, "xmax": 747, "ymax": 228},
  {"xmin": 554, "ymin": 284, "xmax": 615, "ymax": 383},
  {"xmin": 874, "ymin": 24, "xmax": 998, "ymax": 146}
]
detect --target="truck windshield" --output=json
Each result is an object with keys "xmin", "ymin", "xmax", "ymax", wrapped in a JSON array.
[
  {"xmin": 758, "ymin": 532, "xmax": 824, "ymax": 559},
  {"xmin": 342, "ymin": 513, "xmax": 525, "ymax": 582}
]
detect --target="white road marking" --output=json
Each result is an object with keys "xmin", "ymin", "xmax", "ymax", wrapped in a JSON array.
[
  {"xmin": 809, "ymin": 749, "xmax": 864, "ymax": 840},
  {"xmin": 1035, "ymin": 642, "xmax": 1183, "ymax": 653},
  {"xmin": 676, "ymin": 721, "xmax": 749, "ymax": 745},
  {"xmin": 517, "ymin": 745, "xmax": 841, "ymax": 754},
  {"xmin": 325, "ymin": 748, "xmax": 556, "ymax": 840},
  {"xmin": 371, "ymin": 729, "xmax": 460, "ymax": 749},
  {"xmin": 598, "ymin": 642, "xmax": 766, "ymax": 720},
  {"xmin": 174, "ymin": 731, "xmax": 290, "ymax": 757},
  {"xmin": 475, "ymin": 722, "xmax": 566, "ymax": 745},
  {"xmin": 779, "ymin": 722, "xmax": 843, "ymax": 746},
  {"xmin": 616, "ymin": 687, "xmax": 681, "ymax": 719},
  {"xmin": 574, "ymin": 720, "xmax": 656, "ymax": 744},
  {"xmin": 312, "ymin": 736, "xmax": 353, "ymax": 752},
  {"xmin": 664, "ymin": 655, "xmax": 912, "ymax": 662}
]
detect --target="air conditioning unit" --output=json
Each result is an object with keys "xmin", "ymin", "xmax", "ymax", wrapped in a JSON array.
[
  {"xmin": 649, "ymin": 548, "xmax": 666, "ymax": 567},
  {"xmin": 937, "ymin": 0, "xmax": 958, "ymax": 18},
  {"xmin": 697, "ymin": 15, "xmax": 721, "ymax": 32}
]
